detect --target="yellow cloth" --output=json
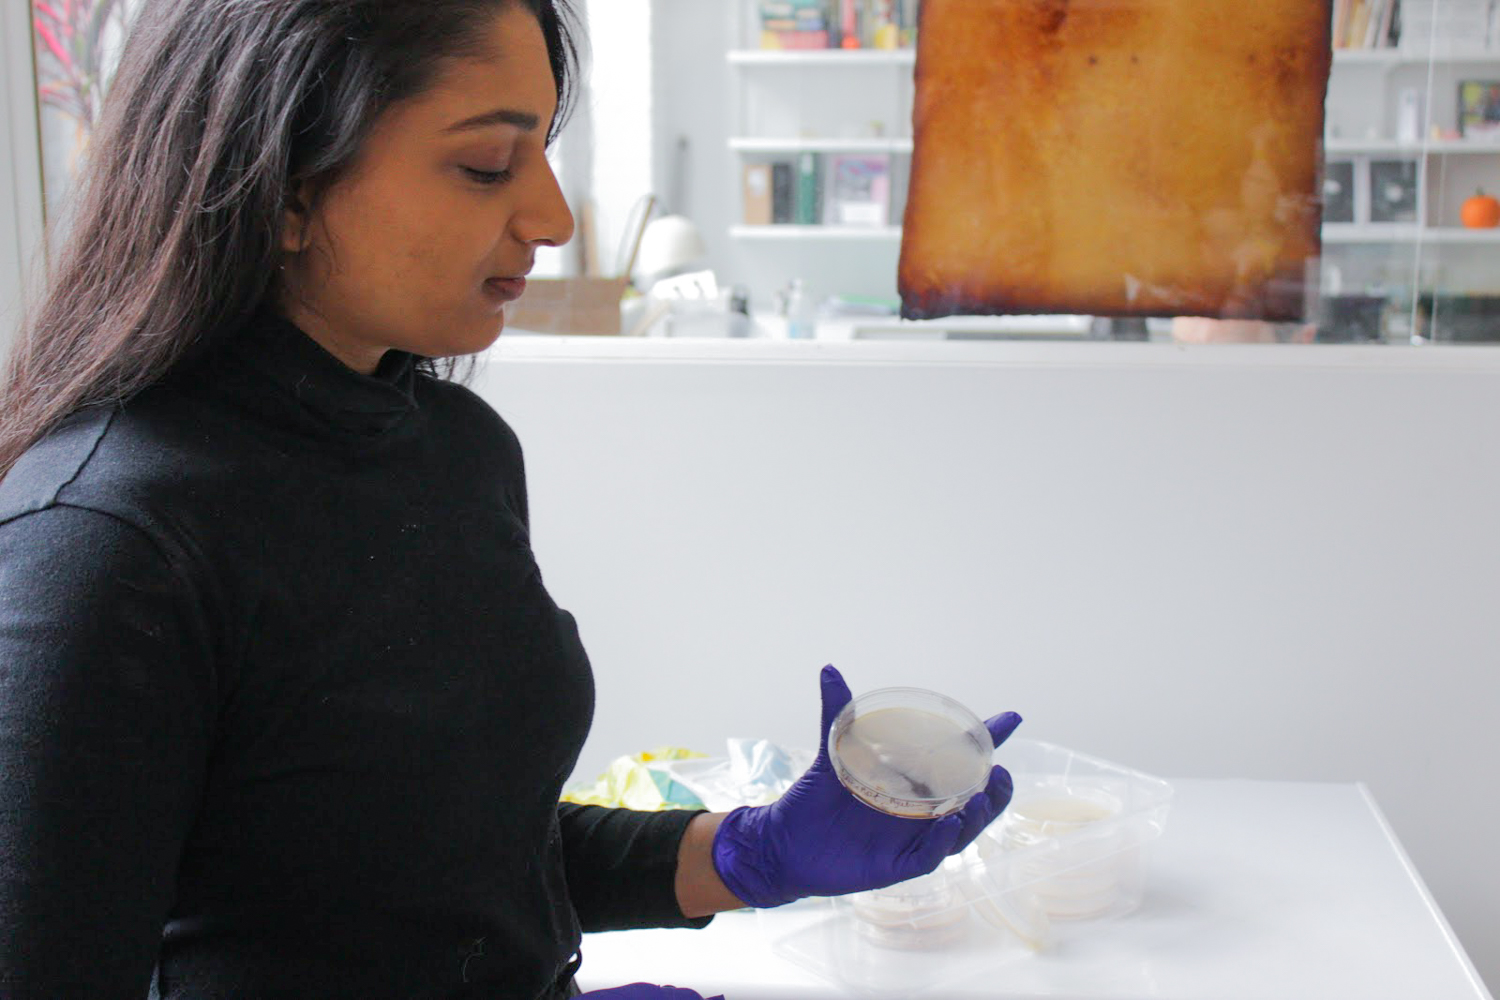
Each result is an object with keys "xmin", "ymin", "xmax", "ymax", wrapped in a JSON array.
[{"xmin": 561, "ymin": 746, "xmax": 707, "ymax": 811}]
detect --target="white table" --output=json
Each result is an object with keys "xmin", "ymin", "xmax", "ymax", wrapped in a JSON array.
[{"xmin": 576, "ymin": 780, "xmax": 1493, "ymax": 999}]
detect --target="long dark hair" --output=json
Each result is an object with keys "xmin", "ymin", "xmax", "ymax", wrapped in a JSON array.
[{"xmin": 0, "ymin": 0, "xmax": 581, "ymax": 478}]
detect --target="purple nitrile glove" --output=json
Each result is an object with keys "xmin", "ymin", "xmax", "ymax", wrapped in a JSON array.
[
  {"xmin": 579, "ymin": 986, "xmax": 722, "ymax": 1000},
  {"xmin": 711, "ymin": 664, "xmax": 1023, "ymax": 909}
]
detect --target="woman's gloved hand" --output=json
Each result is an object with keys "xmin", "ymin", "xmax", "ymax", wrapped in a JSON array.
[
  {"xmin": 711, "ymin": 664, "xmax": 1022, "ymax": 909},
  {"xmin": 579, "ymin": 985, "xmax": 722, "ymax": 999}
]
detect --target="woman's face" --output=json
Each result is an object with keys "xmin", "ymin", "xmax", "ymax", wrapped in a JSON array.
[{"xmin": 279, "ymin": 5, "xmax": 573, "ymax": 373}]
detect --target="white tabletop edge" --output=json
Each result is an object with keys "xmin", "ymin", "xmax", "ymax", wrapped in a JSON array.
[{"xmin": 1354, "ymin": 782, "xmax": 1496, "ymax": 1000}]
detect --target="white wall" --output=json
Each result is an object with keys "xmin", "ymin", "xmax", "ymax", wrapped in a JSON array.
[
  {"xmin": 472, "ymin": 341, "xmax": 1500, "ymax": 992},
  {"xmin": 581, "ymin": 0, "xmax": 654, "ymax": 276}
]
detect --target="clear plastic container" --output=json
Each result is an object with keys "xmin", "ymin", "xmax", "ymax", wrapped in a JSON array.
[
  {"xmin": 767, "ymin": 739, "xmax": 1175, "ymax": 996},
  {"xmin": 828, "ymin": 687, "xmax": 994, "ymax": 819},
  {"xmin": 847, "ymin": 869, "xmax": 969, "ymax": 950}
]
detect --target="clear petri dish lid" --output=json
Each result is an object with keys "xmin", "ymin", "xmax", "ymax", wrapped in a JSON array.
[{"xmin": 829, "ymin": 687, "xmax": 994, "ymax": 819}]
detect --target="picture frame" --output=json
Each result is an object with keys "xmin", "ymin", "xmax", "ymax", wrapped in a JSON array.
[
  {"xmin": 823, "ymin": 153, "xmax": 892, "ymax": 227},
  {"xmin": 1368, "ymin": 159, "xmax": 1420, "ymax": 224},
  {"xmin": 1322, "ymin": 159, "xmax": 1355, "ymax": 224},
  {"xmin": 1457, "ymin": 80, "xmax": 1500, "ymax": 140}
]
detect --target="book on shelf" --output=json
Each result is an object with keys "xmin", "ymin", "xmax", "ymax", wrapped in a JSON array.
[
  {"xmin": 772, "ymin": 162, "xmax": 795, "ymax": 223},
  {"xmin": 823, "ymin": 153, "xmax": 891, "ymax": 226},
  {"xmin": 1331, "ymin": 0, "xmax": 1401, "ymax": 49},
  {"xmin": 759, "ymin": 0, "xmax": 829, "ymax": 49},
  {"xmin": 869, "ymin": 0, "xmax": 899, "ymax": 50},
  {"xmin": 743, "ymin": 163, "xmax": 773, "ymax": 225},
  {"xmin": 753, "ymin": 154, "xmax": 882, "ymax": 227},
  {"xmin": 795, "ymin": 152, "xmax": 823, "ymax": 225},
  {"xmin": 900, "ymin": 0, "xmax": 919, "ymax": 47},
  {"xmin": 757, "ymin": 0, "xmax": 918, "ymax": 50}
]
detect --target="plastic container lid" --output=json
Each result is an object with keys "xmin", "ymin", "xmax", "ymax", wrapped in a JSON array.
[{"xmin": 829, "ymin": 687, "xmax": 993, "ymax": 819}]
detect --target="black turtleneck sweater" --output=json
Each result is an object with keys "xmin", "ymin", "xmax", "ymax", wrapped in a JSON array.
[{"xmin": 0, "ymin": 313, "xmax": 707, "ymax": 1000}]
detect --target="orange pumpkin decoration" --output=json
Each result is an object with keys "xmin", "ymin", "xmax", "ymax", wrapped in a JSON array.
[{"xmin": 1461, "ymin": 189, "xmax": 1500, "ymax": 229}]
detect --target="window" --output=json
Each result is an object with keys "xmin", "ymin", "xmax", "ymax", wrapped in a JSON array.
[
  {"xmin": 16, "ymin": 0, "xmax": 1500, "ymax": 347},
  {"xmin": 554, "ymin": 0, "xmax": 1500, "ymax": 346}
]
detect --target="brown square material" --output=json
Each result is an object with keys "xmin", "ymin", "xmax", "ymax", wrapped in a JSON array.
[{"xmin": 898, "ymin": 0, "xmax": 1332, "ymax": 322}]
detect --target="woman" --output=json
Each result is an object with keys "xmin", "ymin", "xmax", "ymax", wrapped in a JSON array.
[{"xmin": 0, "ymin": 2, "xmax": 1022, "ymax": 997}]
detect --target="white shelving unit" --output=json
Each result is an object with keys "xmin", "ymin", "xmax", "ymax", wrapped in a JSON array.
[
  {"xmin": 1325, "ymin": 42, "xmax": 1500, "ymax": 231},
  {"xmin": 1325, "ymin": 223, "xmax": 1500, "ymax": 243},
  {"xmin": 1332, "ymin": 44, "xmax": 1500, "ymax": 66},
  {"xmin": 1326, "ymin": 138, "xmax": 1500, "ymax": 154},
  {"xmin": 727, "ymin": 2, "xmax": 916, "ymax": 264},
  {"xmin": 726, "ymin": 46, "xmax": 915, "ymax": 232}
]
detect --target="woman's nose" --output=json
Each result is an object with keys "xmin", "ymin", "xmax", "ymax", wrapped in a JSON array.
[{"xmin": 513, "ymin": 157, "xmax": 575, "ymax": 248}]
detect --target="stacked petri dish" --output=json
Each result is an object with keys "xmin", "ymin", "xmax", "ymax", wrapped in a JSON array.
[
  {"xmin": 847, "ymin": 868, "xmax": 969, "ymax": 949},
  {"xmin": 769, "ymin": 737, "xmax": 1175, "ymax": 995}
]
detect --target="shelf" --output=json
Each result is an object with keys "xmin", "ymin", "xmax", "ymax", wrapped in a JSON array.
[
  {"xmin": 728, "ymin": 49, "xmax": 915, "ymax": 67},
  {"xmin": 731, "ymin": 224, "xmax": 902, "ymax": 240},
  {"xmin": 732, "ymin": 224, "xmax": 1500, "ymax": 245},
  {"xmin": 1325, "ymin": 138, "xmax": 1500, "ymax": 155},
  {"xmin": 1331, "ymin": 47, "xmax": 1407, "ymax": 64},
  {"xmin": 729, "ymin": 137, "xmax": 912, "ymax": 154},
  {"xmin": 1323, "ymin": 224, "xmax": 1500, "ymax": 243},
  {"xmin": 1332, "ymin": 45, "xmax": 1500, "ymax": 64}
]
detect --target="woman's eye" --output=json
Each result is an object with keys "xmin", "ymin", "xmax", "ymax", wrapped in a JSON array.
[{"xmin": 462, "ymin": 166, "xmax": 514, "ymax": 186}]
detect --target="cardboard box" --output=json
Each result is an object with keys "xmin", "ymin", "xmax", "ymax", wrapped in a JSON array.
[
  {"xmin": 744, "ymin": 163, "xmax": 773, "ymax": 225},
  {"xmin": 504, "ymin": 277, "xmax": 629, "ymax": 335}
]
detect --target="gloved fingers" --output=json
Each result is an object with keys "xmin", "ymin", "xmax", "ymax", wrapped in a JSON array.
[
  {"xmin": 984, "ymin": 763, "xmax": 1015, "ymax": 814},
  {"xmin": 579, "ymin": 985, "xmax": 708, "ymax": 999},
  {"xmin": 818, "ymin": 664, "xmax": 854, "ymax": 756},
  {"xmin": 897, "ymin": 811, "xmax": 963, "ymax": 881},
  {"xmin": 984, "ymin": 711, "xmax": 1024, "ymax": 749},
  {"xmin": 949, "ymin": 765, "xmax": 1014, "ymax": 855}
]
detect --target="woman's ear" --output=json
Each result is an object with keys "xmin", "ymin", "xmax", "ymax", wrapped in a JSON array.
[{"xmin": 280, "ymin": 181, "xmax": 315, "ymax": 254}]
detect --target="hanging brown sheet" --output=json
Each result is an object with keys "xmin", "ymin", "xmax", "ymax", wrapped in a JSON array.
[{"xmin": 898, "ymin": 0, "xmax": 1333, "ymax": 322}]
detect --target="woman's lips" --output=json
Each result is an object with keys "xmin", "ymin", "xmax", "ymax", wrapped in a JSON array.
[{"xmin": 483, "ymin": 277, "xmax": 527, "ymax": 303}]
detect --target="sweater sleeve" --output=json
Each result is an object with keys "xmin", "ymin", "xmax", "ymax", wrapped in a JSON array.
[
  {"xmin": 0, "ymin": 505, "xmax": 216, "ymax": 997},
  {"xmin": 556, "ymin": 804, "xmax": 715, "ymax": 933}
]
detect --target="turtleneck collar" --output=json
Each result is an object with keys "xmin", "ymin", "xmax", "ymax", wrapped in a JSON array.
[{"xmin": 219, "ymin": 309, "xmax": 421, "ymax": 438}]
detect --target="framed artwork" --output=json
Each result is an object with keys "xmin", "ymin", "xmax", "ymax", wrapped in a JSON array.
[
  {"xmin": 1457, "ymin": 80, "xmax": 1500, "ymax": 140},
  {"xmin": 823, "ymin": 153, "xmax": 892, "ymax": 227},
  {"xmin": 1368, "ymin": 159, "xmax": 1420, "ymax": 224},
  {"xmin": 30, "ymin": 0, "xmax": 137, "ymax": 221}
]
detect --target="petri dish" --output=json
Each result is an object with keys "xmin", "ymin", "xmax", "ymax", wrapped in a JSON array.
[
  {"xmin": 998, "ymin": 784, "xmax": 1127, "ymax": 920},
  {"xmin": 961, "ymin": 832, "xmax": 1052, "ymax": 950},
  {"xmin": 829, "ymin": 687, "xmax": 994, "ymax": 819},
  {"xmin": 848, "ymin": 869, "xmax": 970, "ymax": 950}
]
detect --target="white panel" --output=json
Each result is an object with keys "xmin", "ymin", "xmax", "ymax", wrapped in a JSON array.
[{"xmin": 585, "ymin": 0, "xmax": 653, "ymax": 277}]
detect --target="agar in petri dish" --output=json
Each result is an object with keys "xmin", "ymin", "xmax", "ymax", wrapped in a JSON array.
[{"xmin": 831, "ymin": 688, "xmax": 993, "ymax": 819}]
